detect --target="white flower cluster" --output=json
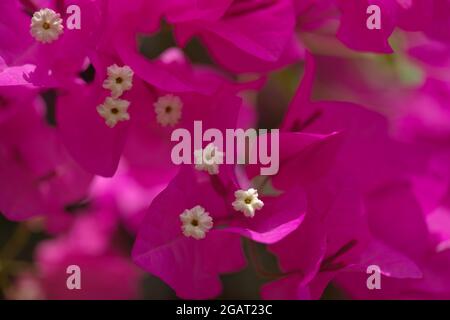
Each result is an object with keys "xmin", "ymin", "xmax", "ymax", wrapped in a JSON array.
[
  {"xmin": 180, "ymin": 188, "xmax": 264, "ymax": 240},
  {"xmin": 97, "ymin": 65, "xmax": 134, "ymax": 128}
]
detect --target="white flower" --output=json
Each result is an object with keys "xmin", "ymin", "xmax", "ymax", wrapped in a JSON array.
[
  {"xmin": 180, "ymin": 205, "xmax": 213, "ymax": 240},
  {"xmin": 194, "ymin": 143, "xmax": 224, "ymax": 175},
  {"xmin": 96, "ymin": 97, "xmax": 130, "ymax": 128},
  {"xmin": 232, "ymin": 188, "xmax": 264, "ymax": 218},
  {"xmin": 154, "ymin": 94, "xmax": 183, "ymax": 127},
  {"xmin": 103, "ymin": 64, "xmax": 134, "ymax": 98},
  {"xmin": 30, "ymin": 8, "xmax": 64, "ymax": 43}
]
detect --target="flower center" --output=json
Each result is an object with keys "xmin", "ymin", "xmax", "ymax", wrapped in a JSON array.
[
  {"xmin": 97, "ymin": 97, "xmax": 131, "ymax": 128},
  {"xmin": 103, "ymin": 65, "xmax": 134, "ymax": 98},
  {"xmin": 194, "ymin": 143, "xmax": 224, "ymax": 175},
  {"xmin": 154, "ymin": 94, "xmax": 183, "ymax": 127},
  {"xmin": 232, "ymin": 188, "xmax": 264, "ymax": 218},
  {"xmin": 180, "ymin": 205, "xmax": 213, "ymax": 240},
  {"xmin": 30, "ymin": 8, "xmax": 64, "ymax": 43}
]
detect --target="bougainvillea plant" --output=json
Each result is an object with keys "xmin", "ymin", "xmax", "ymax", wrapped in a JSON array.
[{"xmin": 1, "ymin": 0, "xmax": 450, "ymax": 300}]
